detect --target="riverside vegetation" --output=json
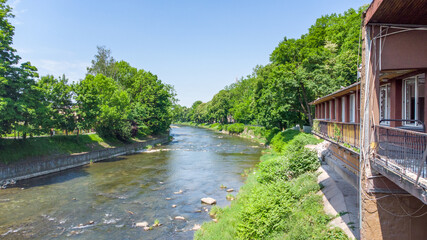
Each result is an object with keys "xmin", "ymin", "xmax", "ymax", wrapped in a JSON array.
[
  {"xmin": 0, "ymin": 1, "xmax": 175, "ymax": 162},
  {"xmin": 172, "ymin": 5, "xmax": 367, "ymax": 129},
  {"xmin": 185, "ymin": 123, "xmax": 348, "ymax": 239}
]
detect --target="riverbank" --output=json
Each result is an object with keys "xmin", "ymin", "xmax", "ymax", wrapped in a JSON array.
[
  {"xmin": 188, "ymin": 124, "xmax": 349, "ymax": 239},
  {"xmin": 0, "ymin": 133, "xmax": 170, "ymax": 185},
  {"xmin": 174, "ymin": 122, "xmax": 278, "ymax": 145},
  {"xmin": 0, "ymin": 132, "xmax": 169, "ymax": 165},
  {"xmin": 0, "ymin": 125, "xmax": 262, "ymax": 239}
]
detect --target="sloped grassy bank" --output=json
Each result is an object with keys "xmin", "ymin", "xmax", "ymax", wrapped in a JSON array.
[
  {"xmin": 0, "ymin": 132, "xmax": 169, "ymax": 164},
  {"xmin": 181, "ymin": 123, "xmax": 348, "ymax": 239}
]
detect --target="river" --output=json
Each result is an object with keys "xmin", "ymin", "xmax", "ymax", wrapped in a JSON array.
[{"xmin": 0, "ymin": 125, "xmax": 262, "ymax": 239}]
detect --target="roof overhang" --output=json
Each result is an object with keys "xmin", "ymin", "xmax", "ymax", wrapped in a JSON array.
[
  {"xmin": 309, "ymin": 82, "xmax": 361, "ymax": 105},
  {"xmin": 364, "ymin": 0, "xmax": 427, "ymax": 26}
]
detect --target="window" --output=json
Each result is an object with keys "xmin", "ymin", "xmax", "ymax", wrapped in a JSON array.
[
  {"xmin": 341, "ymin": 96, "xmax": 346, "ymax": 122},
  {"xmin": 380, "ymin": 84, "xmax": 391, "ymax": 125},
  {"xmin": 403, "ymin": 74, "xmax": 425, "ymax": 126},
  {"xmin": 349, "ymin": 94, "xmax": 355, "ymax": 123},
  {"xmin": 329, "ymin": 101, "xmax": 332, "ymax": 120}
]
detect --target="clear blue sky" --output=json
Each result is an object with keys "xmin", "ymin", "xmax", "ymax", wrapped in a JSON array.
[{"xmin": 10, "ymin": 0, "xmax": 371, "ymax": 107}]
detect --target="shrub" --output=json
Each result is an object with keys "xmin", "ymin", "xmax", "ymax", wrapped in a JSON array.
[
  {"xmin": 270, "ymin": 129, "xmax": 301, "ymax": 153},
  {"xmin": 227, "ymin": 123, "xmax": 245, "ymax": 134},
  {"xmin": 257, "ymin": 155, "xmax": 289, "ymax": 183},
  {"xmin": 271, "ymin": 130, "xmax": 322, "ymax": 153},
  {"xmin": 285, "ymin": 145, "xmax": 320, "ymax": 179}
]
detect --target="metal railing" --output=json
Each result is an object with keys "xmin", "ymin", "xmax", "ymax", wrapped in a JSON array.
[
  {"xmin": 374, "ymin": 125, "xmax": 427, "ymax": 184},
  {"xmin": 379, "ymin": 119, "xmax": 425, "ymax": 132},
  {"xmin": 313, "ymin": 120, "xmax": 360, "ymax": 149}
]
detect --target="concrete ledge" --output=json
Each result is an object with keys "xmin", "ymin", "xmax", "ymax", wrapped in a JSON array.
[
  {"xmin": 371, "ymin": 160, "xmax": 427, "ymax": 204},
  {"xmin": 306, "ymin": 141, "xmax": 359, "ymax": 190},
  {"xmin": 323, "ymin": 152, "xmax": 359, "ymax": 190},
  {"xmin": 318, "ymin": 165, "xmax": 359, "ymax": 239},
  {"xmin": 0, "ymin": 136, "xmax": 170, "ymax": 184}
]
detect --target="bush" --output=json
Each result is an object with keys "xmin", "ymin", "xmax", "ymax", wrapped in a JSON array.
[
  {"xmin": 270, "ymin": 129, "xmax": 301, "ymax": 153},
  {"xmin": 227, "ymin": 123, "xmax": 245, "ymax": 134},
  {"xmin": 257, "ymin": 154, "xmax": 289, "ymax": 183},
  {"xmin": 270, "ymin": 130, "xmax": 322, "ymax": 153},
  {"xmin": 195, "ymin": 128, "xmax": 346, "ymax": 240},
  {"xmin": 286, "ymin": 148, "xmax": 320, "ymax": 179}
]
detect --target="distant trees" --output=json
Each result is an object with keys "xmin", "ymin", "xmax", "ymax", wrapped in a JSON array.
[{"xmin": 173, "ymin": 6, "xmax": 367, "ymax": 129}]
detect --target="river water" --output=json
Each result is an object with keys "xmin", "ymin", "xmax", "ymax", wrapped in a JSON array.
[{"xmin": 0, "ymin": 125, "xmax": 262, "ymax": 239}]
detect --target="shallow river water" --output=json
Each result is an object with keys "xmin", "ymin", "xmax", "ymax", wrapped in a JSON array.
[{"xmin": 0, "ymin": 125, "xmax": 262, "ymax": 239}]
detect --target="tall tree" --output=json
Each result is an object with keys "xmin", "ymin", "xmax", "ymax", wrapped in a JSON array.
[
  {"xmin": 36, "ymin": 75, "xmax": 75, "ymax": 135},
  {"xmin": 74, "ymin": 74, "xmax": 131, "ymax": 140},
  {"xmin": 0, "ymin": 0, "xmax": 39, "ymax": 138},
  {"xmin": 86, "ymin": 46, "xmax": 118, "ymax": 79}
]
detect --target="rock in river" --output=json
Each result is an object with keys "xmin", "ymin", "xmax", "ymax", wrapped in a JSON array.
[
  {"xmin": 226, "ymin": 188, "xmax": 234, "ymax": 192},
  {"xmin": 201, "ymin": 197, "xmax": 216, "ymax": 205},
  {"xmin": 135, "ymin": 221, "xmax": 149, "ymax": 227},
  {"xmin": 174, "ymin": 189, "xmax": 183, "ymax": 194},
  {"xmin": 192, "ymin": 224, "xmax": 201, "ymax": 231}
]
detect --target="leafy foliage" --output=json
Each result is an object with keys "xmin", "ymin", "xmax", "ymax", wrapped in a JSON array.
[
  {"xmin": 174, "ymin": 6, "xmax": 366, "ymax": 129},
  {"xmin": 195, "ymin": 130, "xmax": 346, "ymax": 240},
  {"xmin": 0, "ymin": 1, "xmax": 39, "ymax": 138}
]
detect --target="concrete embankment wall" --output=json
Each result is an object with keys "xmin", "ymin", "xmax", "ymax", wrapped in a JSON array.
[{"xmin": 0, "ymin": 136, "xmax": 169, "ymax": 183}]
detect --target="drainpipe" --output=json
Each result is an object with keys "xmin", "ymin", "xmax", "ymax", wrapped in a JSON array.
[{"xmin": 360, "ymin": 23, "xmax": 372, "ymax": 239}]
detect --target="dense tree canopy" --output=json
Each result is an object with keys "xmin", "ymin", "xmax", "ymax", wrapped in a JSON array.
[
  {"xmin": 173, "ymin": 6, "xmax": 366, "ymax": 129},
  {"xmin": 0, "ymin": 0, "xmax": 39, "ymax": 138},
  {"xmin": 0, "ymin": 1, "xmax": 175, "ymax": 140}
]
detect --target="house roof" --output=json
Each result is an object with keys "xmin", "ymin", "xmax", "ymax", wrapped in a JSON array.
[
  {"xmin": 364, "ymin": 0, "xmax": 427, "ymax": 26},
  {"xmin": 309, "ymin": 82, "xmax": 361, "ymax": 105}
]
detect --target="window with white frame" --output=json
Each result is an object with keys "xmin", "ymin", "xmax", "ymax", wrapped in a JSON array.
[
  {"xmin": 403, "ymin": 74, "xmax": 425, "ymax": 126},
  {"xmin": 341, "ymin": 96, "xmax": 346, "ymax": 122},
  {"xmin": 380, "ymin": 84, "xmax": 391, "ymax": 125},
  {"xmin": 349, "ymin": 94, "xmax": 355, "ymax": 123}
]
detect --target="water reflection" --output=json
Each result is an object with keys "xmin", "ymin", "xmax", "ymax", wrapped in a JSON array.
[{"xmin": 0, "ymin": 125, "xmax": 262, "ymax": 239}]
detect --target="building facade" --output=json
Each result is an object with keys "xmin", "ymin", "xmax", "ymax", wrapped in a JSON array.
[{"xmin": 312, "ymin": 0, "xmax": 427, "ymax": 239}]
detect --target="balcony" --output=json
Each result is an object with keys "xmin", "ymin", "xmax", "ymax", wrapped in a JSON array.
[
  {"xmin": 373, "ymin": 125, "xmax": 427, "ymax": 203},
  {"xmin": 313, "ymin": 120, "xmax": 360, "ymax": 152}
]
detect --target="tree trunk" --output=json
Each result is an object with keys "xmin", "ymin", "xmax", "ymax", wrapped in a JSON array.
[
  {"xmin": 299, "ymin": 82, "xmax": 313, "ymax": 126},
  {"xmin": 23, "ymin": 121, "xmax": 28, "ymax": 140}
]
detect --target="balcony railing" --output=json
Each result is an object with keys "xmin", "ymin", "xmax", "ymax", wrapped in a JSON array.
[
  {"xmin": 313, "ymin": 119, "xmax": 360, "ymax": 150},
  {"xmin": 374, "ymin": 125, "xmax": 427, "ymax": 186}
]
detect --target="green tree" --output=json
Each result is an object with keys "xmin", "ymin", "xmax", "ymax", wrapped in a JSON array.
[
  {"xmin": 208, "ymin": 90, "xmax": 230, "ymax": 123},
  {"xmin": 86, "ymin": 46, "xmax": 118, "ymax": 79},
  {"xmin": 36, "ymin": 75, "xmax": 75, "ymax": 135},
  {"xmin": 0, "ymin": 1, "xmax": 39, "ymax": 138},
  {"xmin": 75, "ymin": 74, "xmax": 131, "ymax": 140}
]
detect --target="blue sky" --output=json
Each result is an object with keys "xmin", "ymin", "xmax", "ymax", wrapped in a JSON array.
[{"xmin": 10, "ymin": 0, "xmax": 371, "ymax": 107}]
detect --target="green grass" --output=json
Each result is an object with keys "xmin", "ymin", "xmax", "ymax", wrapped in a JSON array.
[
  {"xmin": 195, "ymin": 128, "xmax": 347, "ymax": 240},
  {"xmin": 0, "ymin": 133, "xmax": 163, "ymax": 164}
]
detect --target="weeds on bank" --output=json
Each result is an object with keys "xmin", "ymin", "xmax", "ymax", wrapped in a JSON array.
[{"xmin": 195, "ymin": 129, "xmax": 347, "ymax": 240}]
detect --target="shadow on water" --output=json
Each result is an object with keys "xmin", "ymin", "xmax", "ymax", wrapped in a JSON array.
[
  {"xmin": 10, "ymin": 166, "xmax": 91, "ymax": 189},
  {"xmin": 0, "ymin": 126, "xmax": 263, "ymax": 240}
]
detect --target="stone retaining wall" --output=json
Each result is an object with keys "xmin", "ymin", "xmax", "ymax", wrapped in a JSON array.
[{"xmin": 0, "ymin": 136, "xmax": 169, "ymax": 184}]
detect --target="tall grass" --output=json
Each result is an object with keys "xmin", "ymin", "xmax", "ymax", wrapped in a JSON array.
[{"xmin": 195, "ymin": 129, "xmax": 346, "ymax": 240}]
